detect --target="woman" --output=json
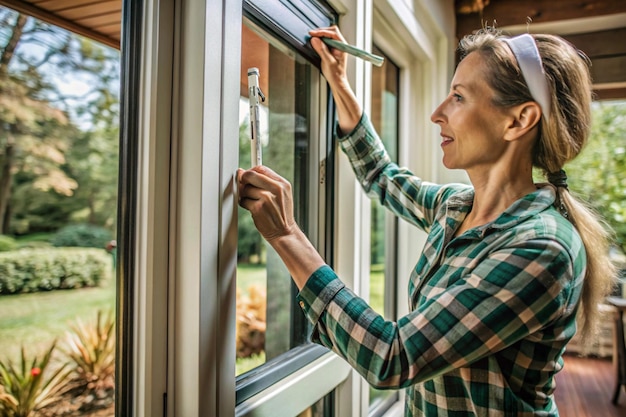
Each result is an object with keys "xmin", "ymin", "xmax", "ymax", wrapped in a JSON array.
[{"xmin": 238, "ymin": 26, "xmax": 617, "ymax": 416}]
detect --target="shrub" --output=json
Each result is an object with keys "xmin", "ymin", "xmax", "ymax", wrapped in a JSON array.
[
  {"xmin": 0, "ymin": 235, "xmax": 17, "ymax": 252},
  {"xmin": 50, "ymin": 224, "xmax": 113, "ymax": 249},
  {"xmin": 62, "ymin": 310, "xmax": 115, "ymax": 412},
  {"xmin": 0, "ymin": 248, "xmax": 112, "ymax": 295},
  {"xmin": 236, "ymin": 284, "xmax": 266, "ymax": 359},
  {"xmin": 15, "ymin": 233, "xmax": 53, "ymax": 250},
  {"xmin": 0, "ymin": 342, "xmax": 71, "ymax": 417}
]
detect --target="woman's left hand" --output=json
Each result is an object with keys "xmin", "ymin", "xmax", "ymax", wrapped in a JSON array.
[{"xmin": 238, "ymin": 166, "xmax": 298, "ymax": 243}]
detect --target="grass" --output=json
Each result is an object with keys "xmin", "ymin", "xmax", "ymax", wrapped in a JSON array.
[
  {"xmin": 369, "ymin": 265, "xmax": 385, "ymax": 314},
  {"xmin": 14, "ymin": 232, "xmax": 54, "ymax": 244},
  {"xmin": 237, "ymin": 263, "xmax": 266, "ymax": 296},
  {"xmin": 236, "ymin": 352, "xmax": 265, "ymax": 376},
  {"xmin": 0, "ymin": 278, "xmax": 116, "ymax": 364}
]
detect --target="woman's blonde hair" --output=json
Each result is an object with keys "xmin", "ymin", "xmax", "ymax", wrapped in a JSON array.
[{"xmin": 458, "ymin": 27, "xmax": 617, "ymax": 343}]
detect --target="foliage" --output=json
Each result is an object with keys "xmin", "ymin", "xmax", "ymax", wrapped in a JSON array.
[
  {"xmin": 0, "ymin": 7, "xmax": 121, "ymax": 236},
  {"xmin": 0, "ymin": 235, "xmax": 17, "ymax": 252},
  {"xmin": 0, "ymin": 341, "xmax": 71, "ymax": 417},
  {"xmin": 9, "ymin": 181, "xmax": 80, "ymax": 235},
  {"xmin": 50, "ymin": 223, "xmax": 112, "ymax": 249},
  {"xmin": 13, "ymin": 233, "xmax": 52, "ymax": 250},
  {"xmin": 236, "ymin": 283, "xmax": 266, "ymax": 376},
  {"xmin": 64, "ymin": 126, "xmax": 119, "ymax": 230},
  {"xmin": 238, "ymin": 119, "xmax": 263, "ymax": 262},
  {"xmin": 238, "ymin": 206, "xmax": 263, "ymax": 262},
  {"xmin": 370, "ymin": 202, "xmax": 386, "ymax": 264},
  {"xmin": 0, "ymin": 247, "xmax": 111, "ymax": 294},
  {"xmin": 62, "ymin": 310, "xmax": 115, "ymax": 408},
  {"xmin": 564, "ymin": 100, "xmax": 626, "ymax": 252}
]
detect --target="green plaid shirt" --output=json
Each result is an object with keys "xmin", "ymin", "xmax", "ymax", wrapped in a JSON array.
[{"xmin": 296, "ymin": 114, "xmax": 586, "ymax": 416}]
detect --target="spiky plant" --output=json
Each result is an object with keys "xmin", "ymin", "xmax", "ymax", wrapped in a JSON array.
[
  {"xmin": 63, "ymin": 309, "xmax": 115, "ymax": 399},
  {"xmin": 0, "ymin": 342, "xmax": 71, "ymax": 417}
]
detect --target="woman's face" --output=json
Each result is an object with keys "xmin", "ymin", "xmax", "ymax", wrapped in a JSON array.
[{"xmin": 430, "ymin": 51, "xmax": 511, "ymax": 172}]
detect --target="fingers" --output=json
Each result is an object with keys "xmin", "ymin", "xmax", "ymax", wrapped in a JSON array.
[
  {"xmin": 239, "ymin": 165, "xmax": 288, "ymax": 191},
  {"xmin": 309, "ymin": 26, "xmax": 346, "ymax": 42},
  {"xmin": 309, "ymin": 26, "xmax": 347, "ymax": 58},
  {"xmin": 238, "ymin": 166, "xmax": 292, "ymax": 209},
  {"xmin": 237, "ymin": 166, "xmax": 297, "ymax": 242}
]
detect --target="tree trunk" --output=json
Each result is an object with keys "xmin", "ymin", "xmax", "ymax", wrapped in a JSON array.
[
  {"xmin": 0, "ymin": 138, "xmax": 14, "ymax": 234},
  {"xmin": 0, "ymin": 14, "xmax": 27, "ymax": 234},
  {"xmin": 0, "ymin": 13, "xmax": 27, "ymax": 75}
]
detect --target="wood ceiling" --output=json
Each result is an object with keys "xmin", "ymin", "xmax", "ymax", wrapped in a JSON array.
[
  {"xmin": 455, "ymin": 0, "xmax": 626, "ymax": 100},
  {"xmin": 0, "ymin": 0, "xmax": 624, "ymax": 99},
  {"xmin": 0, "ymin": 0, "xmax": 122, "ymax": 49}
]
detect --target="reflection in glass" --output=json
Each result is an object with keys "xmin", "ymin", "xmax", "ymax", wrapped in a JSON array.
[{"xmin": 236, "ymin": 22, "xmax": 313, "ymax": 376}]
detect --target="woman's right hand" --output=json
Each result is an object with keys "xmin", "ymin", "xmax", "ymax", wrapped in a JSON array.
[
  {"xmin": 309, "ymin": 26, "xmax": 363, "ymax": 134},
  {"xmin": 309, "ymin": 26, "xmax": 349, "ymax": 90}
]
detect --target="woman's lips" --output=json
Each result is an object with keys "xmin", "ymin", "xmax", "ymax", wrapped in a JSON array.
[{"xmin": 441, "ymin": 135, "xmax": 454, "ymax": 146}]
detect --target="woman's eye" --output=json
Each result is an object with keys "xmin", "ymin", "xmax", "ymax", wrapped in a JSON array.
[{"xmin": 453, "ymin": 93, "xmax": 463, "ymax": 102}]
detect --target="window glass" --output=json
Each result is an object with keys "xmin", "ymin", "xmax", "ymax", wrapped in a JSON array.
[
  {"xmin": 368, "ymin": 45, "xmax": 400, "ymax": 414},
  {"xmin": 0, "ymin": 6, "xmax": 119, "ymax": 416},
  {"xmin": 297, "ymin": 394, "xmax": 331, "ymax": 417},
  {"xmin": 236, "ymin": 21, "xmax": 316, "ymax": 376}
]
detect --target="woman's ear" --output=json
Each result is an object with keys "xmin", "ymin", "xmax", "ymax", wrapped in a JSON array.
[{"xmin": 503, "ymin": 102, "xmax": 542, "ymax": 142}]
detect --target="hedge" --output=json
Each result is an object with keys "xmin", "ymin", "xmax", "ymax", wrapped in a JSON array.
[
  {"xmin": 0, "ymin": 248, "xmax": 112, "ymax": 295},
  {"xmin": 0, "ymin": 235, "xmax": 17, "ymax": 252}
]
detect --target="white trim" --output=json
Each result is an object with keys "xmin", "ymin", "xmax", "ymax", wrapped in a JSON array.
[
  {"xmin": 502, "ymin": 12, "xmax": 626, "ymax": 36},
  {"xmin": 595, "ymin": 81, "xmax": 626, "ymax": 90},
  {"xmin": 235, "ymin": 353, "xmax": 351, "ymax": 416},
  {"xmin": 168, "ymin": 0, "xmax": 242, "ymax": 415},
  {"xmin": 380, "ymin": 401, "xmax": 404, "ymax": 417}
]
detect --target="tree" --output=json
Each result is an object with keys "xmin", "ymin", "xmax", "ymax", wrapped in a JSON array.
[
  {"xmin": 0, "ymin": 7, "xmax": 120, "ymax": 234},
  {"xmin": 565, "ymin": 100, "xmax": 626, "ymax": 252}
]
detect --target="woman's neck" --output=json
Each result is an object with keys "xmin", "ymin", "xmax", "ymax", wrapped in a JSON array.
[{"xmin": 457, "ymin": 165, "xmax": 536, "ymax": 236}]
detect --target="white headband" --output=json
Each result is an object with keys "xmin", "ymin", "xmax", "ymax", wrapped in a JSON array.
[{"xmin": 502, "ymin": 34, "xmax": 551, "ymax": 120}]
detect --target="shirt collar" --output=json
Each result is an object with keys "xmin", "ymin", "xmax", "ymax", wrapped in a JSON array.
[{"xmin": 446, "ymin": 185, "xmax": 558, "ymax": 236}]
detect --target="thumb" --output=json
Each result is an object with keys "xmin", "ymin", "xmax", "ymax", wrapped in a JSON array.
[{"xmin": 310, "ymin": 36, "xmax": 338, "ymax": 63}]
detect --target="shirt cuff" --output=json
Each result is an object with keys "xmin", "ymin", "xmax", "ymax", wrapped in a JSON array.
[
  {"xmin": 296, "ymin": 265, "xmax": 345, "ymax": 325},
  {"xmin": 335, "ymin": 112, "xmax": 369, "ymax": 142}
]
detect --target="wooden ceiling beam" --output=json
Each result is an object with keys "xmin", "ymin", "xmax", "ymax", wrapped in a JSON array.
[
  {"xmin": 562, "ymin": 28, "xmax": 626, "ymax": 87},
  {"xmin": 563, "ymin": 28, "xmax": 626, "ymax": 58},
  {"xmin": 456, "ymin": 0, "xmax": 626, "ymax": 39},
  {"xmin": 588, "ymin": 55, "xmax": 626, "ymax": 85},
  {"xmin": 0, "ymin": 0, "xmax": 120, "ymax": 49},
  {"xmin": 594, "ymin": 87, "xmax": 626, "ymax": 101}
]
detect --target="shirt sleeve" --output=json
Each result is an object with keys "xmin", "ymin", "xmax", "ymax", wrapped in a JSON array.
[
  {"xmin": 337, "ymin": 113, "xmax": 453, "ymax": 231},
  {"xmin": 296, "ymin": 238, "xmax": 578, "ymax": 389}
]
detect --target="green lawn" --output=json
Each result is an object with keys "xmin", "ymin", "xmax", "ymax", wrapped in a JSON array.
[
  {"xmin": 237, "ymin": 262, "xmax": 266, "ymax": 296},
  {"xmin": 369, "ymin": 265, "xmax": 385, "ymax": 314},
  {"xmin": 0, "ymin": 279, "xmax": 116, "ymax": 364}
]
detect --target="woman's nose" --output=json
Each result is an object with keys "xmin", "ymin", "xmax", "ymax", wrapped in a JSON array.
[{"xmin": 430, "ymin": 99, "xmax": 446, "ymax": 124}]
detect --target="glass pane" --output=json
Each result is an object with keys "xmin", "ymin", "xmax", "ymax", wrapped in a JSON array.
[
  {"xmin": 297, "ymin": 394, "xmax": 331, "ymax": 417},
  {"xmin": 0, "ymin": 6, "xmax": 119, "ymax": 416},
  {"xmin": 368, "ymin": 45, "xmax": 400, "ymax": 413},
  {"xmin": 236, "ymin": 21, "xmax": 314, "ymax": 376}
]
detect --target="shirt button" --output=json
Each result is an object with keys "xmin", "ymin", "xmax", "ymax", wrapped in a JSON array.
[{"xmin": 299, "ymin": 301, "xmax": 305, "ymax": 309}]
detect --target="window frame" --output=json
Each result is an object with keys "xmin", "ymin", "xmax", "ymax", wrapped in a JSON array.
[
  {"xmin": 367, "ymin": 44, "xmax": 401, "ymax": 417},
  {"xmin": 116, "ymin": 0, "xmax": 144, "ymax": 414},
  {"xmin": 235, "ymin": 0, "xmax": 348, "ymax": 412}
]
